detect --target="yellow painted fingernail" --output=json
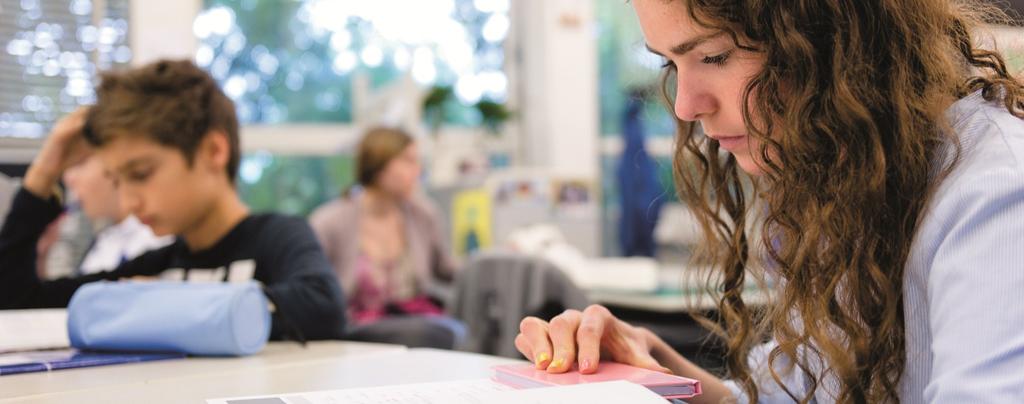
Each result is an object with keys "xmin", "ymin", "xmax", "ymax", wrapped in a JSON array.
[
  {"xmin": 547, "ymin": 358, "xmax": 565, "ymax": 370},
  {"xmin": 535, "ymin": 352, "xmax": 550, "ymax": 367}
]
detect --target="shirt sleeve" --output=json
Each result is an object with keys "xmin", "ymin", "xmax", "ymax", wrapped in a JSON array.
[
  {"xmin": 423, "ymin": 200, "xmax": 458, "ymax": 282},
  {"xmin": 0, "ymin": 187, "xmax": 166, "ymax": 309},
  {"xmin": 925, "ymin": 167, "xmax": 1024, "ymax": 402},
  {"xmin": 260, "ymin": 216, "xmax": 348, "ymax": 340},
  {"xmin": 723, "ymin": 340, "xmax": 813, "ymax": 404}
]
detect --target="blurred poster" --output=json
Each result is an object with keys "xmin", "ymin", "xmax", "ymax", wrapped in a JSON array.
[{"xmin": 452, "ymin": 190, "xmax": 493, "ymax": 257}]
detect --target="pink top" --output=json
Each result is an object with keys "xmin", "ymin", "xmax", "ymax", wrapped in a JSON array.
[{"xmin": 309, "ymin": 193, "xmax": 457, "ymax": 324}]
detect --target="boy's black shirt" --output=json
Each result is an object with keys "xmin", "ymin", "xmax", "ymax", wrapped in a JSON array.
[{"xmin": 0, "ymin": 187, "xmax": 347, "ymax": 340}]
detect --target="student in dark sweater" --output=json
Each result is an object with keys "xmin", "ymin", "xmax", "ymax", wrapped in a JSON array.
[{"xmin": 0, "ymin": 59, "xmax": 346, "ymax": 341}]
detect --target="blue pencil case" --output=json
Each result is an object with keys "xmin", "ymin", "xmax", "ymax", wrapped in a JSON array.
[{"xmin": 67, "ymin": 281, "xmax": 271, "ymax": 356}]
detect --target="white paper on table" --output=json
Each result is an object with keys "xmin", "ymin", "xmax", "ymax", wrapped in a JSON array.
[
  {"xmin": 206, "ymin": 379, "xmax": 667, "ymax": 404},
  {"xmin": 493, "ymin": 380, "xmax": 667, "ymax": 403},
  {"xmin": 0, "ymin": 309, "xmax": 70, "ymax": 353}
]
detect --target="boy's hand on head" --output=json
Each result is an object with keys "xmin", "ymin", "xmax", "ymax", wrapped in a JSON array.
[{"xmin": 24, "ymin": 108, "xmax": 93, "ymax": 199}]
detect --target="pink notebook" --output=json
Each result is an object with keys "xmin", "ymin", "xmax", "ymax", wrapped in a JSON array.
[{"xmin": 492, "ymin": 362, "xmax": 702, "ymax": 400}]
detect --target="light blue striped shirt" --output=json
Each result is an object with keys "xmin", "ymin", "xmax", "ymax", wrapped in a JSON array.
[{"xmin": 725, "ymin": 91, "xmax": 1024, "ymax": 403}]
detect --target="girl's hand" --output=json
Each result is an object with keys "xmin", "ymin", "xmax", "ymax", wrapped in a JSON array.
[{"xmin": 514, "ymin": 304, "xmax": 672, "ymax": 374}]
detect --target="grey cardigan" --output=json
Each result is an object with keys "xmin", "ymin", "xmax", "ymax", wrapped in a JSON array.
[
  {"xmin": 450, "ymin": 251, "xmax": 590, "ymax": 357},
  {"xmin": 308, "ymin": 193, "xmax": 457, "ymax": 301}
]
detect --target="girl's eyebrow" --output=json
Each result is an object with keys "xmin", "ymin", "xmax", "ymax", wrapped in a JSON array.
[{"xmin": 645, "ymin": 32, "xmax": 725, "ymax": 57}]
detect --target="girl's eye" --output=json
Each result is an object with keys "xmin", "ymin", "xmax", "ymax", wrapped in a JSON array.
[
  {"xmin": 701, "ymin": 50, "xmax": 733, "ymax": 67},
  {"xmin": 661, "ymin": 59, "xmax": 675, "ymax": 69}
]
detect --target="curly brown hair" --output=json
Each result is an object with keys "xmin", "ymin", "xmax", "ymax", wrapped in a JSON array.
[{"xmin": 662, "ymin": 1, "xmax": 1024, "ymax": 402}]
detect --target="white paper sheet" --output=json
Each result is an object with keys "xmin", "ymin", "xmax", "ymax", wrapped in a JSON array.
[
  {"xmin": 207, "ymin": 379, "xmax": 667, "ymax": 404},
  {"xmin": 0, "ymin": 309, "xmax": 70, "ymax": 353}
]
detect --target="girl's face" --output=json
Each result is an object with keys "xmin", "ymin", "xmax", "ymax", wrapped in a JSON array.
[
  {"xmin": 63, "ymin": 155, "xmax": 122, "ymax": 222},
  {"xmin": 375, "ymin": 143, "xmax": 422, "ymax": 199},
  {"xmin": 633, "ymin": 0, "xmax": 767, "ymax": 175}
]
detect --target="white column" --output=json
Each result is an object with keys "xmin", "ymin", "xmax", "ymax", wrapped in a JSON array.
[
  {"xmin": 129, "ymin": 0, "xmax": 201, "ymax": 66},
  {"xmin": 513, "ymin": 0, "xmax": 600, "ymax": 179}
]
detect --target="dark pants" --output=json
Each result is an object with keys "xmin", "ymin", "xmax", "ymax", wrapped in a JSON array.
[{"xmin": 345, "ymin": 316, "xmax": 467, "ymax": 349}]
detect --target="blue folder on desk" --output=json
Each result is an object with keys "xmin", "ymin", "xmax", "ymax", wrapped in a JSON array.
[{"xmin": 0, "ymin": 349, "xmax": 185, "ymax": 376}]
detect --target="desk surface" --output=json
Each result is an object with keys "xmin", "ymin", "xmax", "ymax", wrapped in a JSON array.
[
  {"xmin": 587, "ymin": 266, "xmax": 769, "ymax": 312},
  {"xmin": 589, "ymin": 288, "xmax": 769, "ymax": 313},
  {"xmin": 0, "ymin": 342, "xmax": 522, "ymax": 404}
]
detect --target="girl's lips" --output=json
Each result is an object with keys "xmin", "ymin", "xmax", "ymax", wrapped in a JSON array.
[{"xmin": 711, "ymin": 135, "xmax": 747, "ymax": 151}]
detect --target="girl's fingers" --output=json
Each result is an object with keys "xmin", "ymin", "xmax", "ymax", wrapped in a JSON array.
[
  {"xmin": 514, "ymin": 332, "xmax": 534, "ymax": 362},
  {"xmin": 546, "ymin": 309, "xmax": 582, "ymax": 373},
  {"xmin": 576, "ymin": 305, "xmax": 611, "ymax": 374},
  {"xmin": 518, "ymin": 316, "xmax": 553, "ymax": 369}
]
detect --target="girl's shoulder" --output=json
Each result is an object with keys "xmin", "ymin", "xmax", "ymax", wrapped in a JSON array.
[
  {"xmin": 309, "ymin": 196, "xmax": 361, "ymax": 228},
  {"xmin": 941, "ymin": 94, "xmax": 1024, "ymax": 190}
]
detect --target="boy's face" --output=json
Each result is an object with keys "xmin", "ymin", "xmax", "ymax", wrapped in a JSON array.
[{"xmin": 93, "ymin": 134, "xmax": 224, "ymax": 237}]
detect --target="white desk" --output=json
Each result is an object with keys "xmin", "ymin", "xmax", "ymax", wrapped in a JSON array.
[
  {"xmin": 105, "ymin": 349, "xmax": 518, "ymax": 404},
  {"xmin": 0, "ymin": 341, "xmax": 472, "ymax": 403},
  {"xmin": 589, "ymin": 288, "xmax": 769, "ymax": 313}
]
